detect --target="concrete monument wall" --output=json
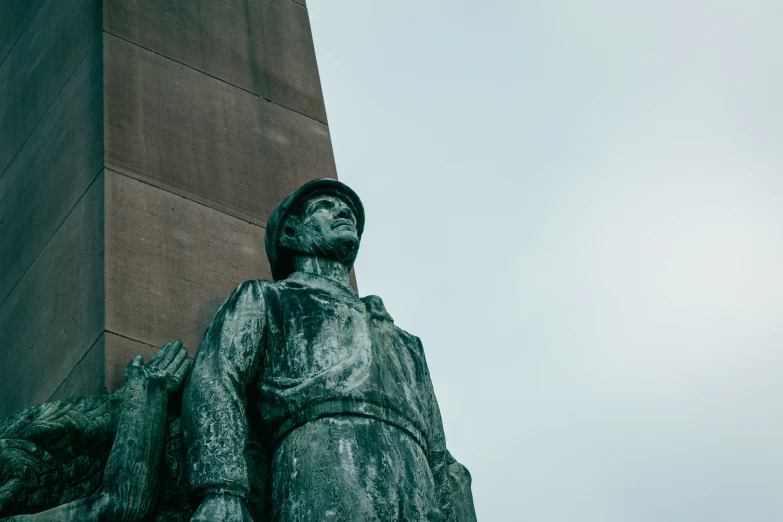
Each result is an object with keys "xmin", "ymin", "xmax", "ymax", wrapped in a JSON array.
[
  {"xmin": 0, "ymin": 0, "xmax": 105, "ymax": 415},
  {"xmin": 0, "ymin": 0, "xmax": 338, "ymax": 416}
]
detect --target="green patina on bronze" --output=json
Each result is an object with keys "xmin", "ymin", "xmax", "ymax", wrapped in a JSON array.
[{"xmin": 0, "ymin": 180, "xmax": 476, "ymax": 522}]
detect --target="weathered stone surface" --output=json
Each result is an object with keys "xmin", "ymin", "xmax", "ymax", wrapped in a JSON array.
[
  {"xmin": 0, "ymin": 394, "xmax": 121, "ymax": 517},
  {"xmin": 0, "ymin": 177, "xmax": 104, "ymax": 418},
  {"xmin": 183, "ymin": 179, "xmax": 477, "ymax": 521},
  {"xmin": 0, "ymin": 0, "xmax": 45, "ymax": 65},
  {"xmin": 104, "ymin": 33, "xmax": 336, "ymax": 227},
  {"xmin": 104, "ymin": 0, "xmax": 326, "ymax": 123},
  {"xmin": 0, "ymin": 41, "xmax": 103, "ymax": 305},
  {"xmin": 0, "ymin": 0, "xmax": 100, "ymax": 175},
  {"xmin": 105, "ymin": 170, "xmax": 271, "ymax": 354},
  {"xmin": 447, "ymin": 452, "xmax": 478, "ymax": 522},
  {"xmin": 0, "ymin": 342, "xmax": 191, "ymax": 521}
]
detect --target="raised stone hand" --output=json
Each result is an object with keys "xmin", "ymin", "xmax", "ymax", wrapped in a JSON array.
[
  {"xmin": 97, "ymin": 340, "xmax": 190, "ymax": 521},
  {"xmin": 125, "ymin": 340, "xmax": 191, "ymax": 392},
  {"xmin": 190, "ymin": 493, "xmax": 254, "ymax": 522},
  {"xmin": 0, "ymin": 340, "xmax": 192, "ymax": 521}
]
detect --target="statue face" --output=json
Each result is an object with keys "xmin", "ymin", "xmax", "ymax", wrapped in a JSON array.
[
  {"xmin": 300, "ymin": 195, "xmax": 359, "ymax": 246},
  {"xmin": 281, "ymin": 194, "xmax": 360, "ymax": 265}
]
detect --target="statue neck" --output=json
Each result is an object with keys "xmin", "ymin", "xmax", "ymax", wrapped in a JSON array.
[{"xmin": 292, "ymin": 255, "xmax": 351, "ymax": 287}]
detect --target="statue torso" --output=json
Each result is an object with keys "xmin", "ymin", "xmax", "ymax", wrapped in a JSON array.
[{"xmin": 254, "ymin": 272, "xmax": 434, "ymax": 454}]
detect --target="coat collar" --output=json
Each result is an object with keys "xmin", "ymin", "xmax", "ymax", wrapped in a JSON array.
[
  {"xmin": 283, "ymin": 273, "xmax": 395, "ymax": 323},
  {"xmin": 285, "ymin": 271, "xmax": 362, "ymax": 309}
]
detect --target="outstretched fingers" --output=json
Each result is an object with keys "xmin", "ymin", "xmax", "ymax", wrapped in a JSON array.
[
  {"xmin": 164, "ymin": 344, "xmax": 188, "ymax": 375},
  {"xmin": 171, "ymin": 359, "xmax": 192, "ymax": 390},
  {"xmin": 148, "ymin": 340, "xmax": 182, "ymax": 369}
]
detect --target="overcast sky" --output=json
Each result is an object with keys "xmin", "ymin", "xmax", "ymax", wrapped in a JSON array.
[{"xmin": 308, "ymin": 2, "xmax": 783, "ymax": 520}]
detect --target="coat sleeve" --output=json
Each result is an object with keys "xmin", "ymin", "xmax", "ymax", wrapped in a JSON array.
[
  {"xmin": 446, "ymin": 451, "xmax": 478, "ymax": 522},
  {"xmin": 182, "ymin": 280, "xmax": 266, "ymax": 500},
  {"xmin": 420, "ymin": 338, "xmax": 478, "ymax": 522},
  {"xmin": 418, "ymin": 338, "xmax": 455, "ymax": 522}
]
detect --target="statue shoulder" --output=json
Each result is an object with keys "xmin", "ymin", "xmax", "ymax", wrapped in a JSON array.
[
  {"xmin": 360, "ymin": 294, "xmax": 425, "ymax": 351},
  {"xmin": 216, "ymin": 279, "xmax": 277, "ymax": 319},
  {"xmin": 361, "ymin": 294, "xmax": 394, "ymax": 322},
  {"xmin": 230, "ymin": 278, "xmax": 281, "ymax": 297}
]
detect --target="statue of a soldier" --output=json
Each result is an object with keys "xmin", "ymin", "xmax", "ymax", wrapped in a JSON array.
[{"xmin": 183, "ymin": 179, "xmax": 476, "ymax": 521}]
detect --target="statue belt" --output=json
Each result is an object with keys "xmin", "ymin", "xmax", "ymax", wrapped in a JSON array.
[{"xmin": 274, "ymin": 399, "xmax": 429, "ymax": 455}]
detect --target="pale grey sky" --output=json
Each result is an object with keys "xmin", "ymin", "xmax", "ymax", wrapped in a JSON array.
[{"xmin": 308, "ymin": 2, "xmax": 783, "ymax": 520}]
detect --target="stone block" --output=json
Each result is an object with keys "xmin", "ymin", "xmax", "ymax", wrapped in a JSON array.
[
  {"xmin": 47, "ymin": 334, "xmax": 106, "ymax": 402},
  {"xmin": 0, "ymin": 176, "xmax": 104, "ymax": 418},
  {"xmin": 105, "ymin": 34, "xmax": 337, "ymax": 227},
  {"xmin": 0, "ymin": 0, "xmax": 45, "ymax": 65},
  {"xmin": 104, "ymin": 0, "xmax": 325, "ymax": 122},
  {"xmin": 254, "ymin": 0, "xmax": 324, "ymax": 122},
  {"xmin": 105, "ymin": 170, "xmax": 272, "ymax": 354},
  {"xmin": 0, "ymin": 0, "xmax": 101, "ymax": 175},
  {"xmin": 0, "ymin": 41, "xmax": 103, "ymax": 304}
]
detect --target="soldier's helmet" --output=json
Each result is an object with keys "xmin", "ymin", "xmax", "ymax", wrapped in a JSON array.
[{"xmin": 265, "ymin": 178, "xmax": 365, "ymax": 281}]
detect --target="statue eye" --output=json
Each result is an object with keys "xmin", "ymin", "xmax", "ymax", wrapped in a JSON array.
[{"xmin": 313, "ymin": 200, "xmax": 334, "ymax": 211}]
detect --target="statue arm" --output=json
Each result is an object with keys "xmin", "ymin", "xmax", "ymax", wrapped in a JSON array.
[
  {"xmin": 420, "ymin": 338, "xmax": 477, "ymax": 522},
  {"xmin": 182, "ymin": 281, "xmax": 266, "ymax": 511},
  {"xmin": 423, "ymin": 368, "xmax": 456, "ymax": 522},
  {"xmin": 100, "ymin": 342, "xmax": 190, "ymax": 520}
]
